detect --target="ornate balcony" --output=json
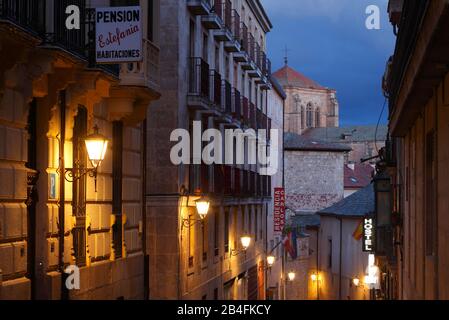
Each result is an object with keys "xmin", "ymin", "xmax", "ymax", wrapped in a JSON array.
[
  {"xmin": 0, "ymin": 0, "xmax": 46, "ymax": 36},
  {"xmin": 213, "ymin": 0, "xmax": 233, "ymax": 41},
  {"xmin": 188, "ymin": 57, "xmax": 211, "ymax": 110},
  {"xmin": 120, "ymin": 39, "xmax": 160, "ymax": 93},
  {"xmin": 224, "ymin": 9, "xmax": 241, "ymax": 53},
  {"xmin": 210, "ymin": 70, "xmax": 222, "ymax": 108},
  {"xmin": 234, "ymin": 22, "xmax": 249, "ymax": 62},
  {"xmin": 232, "ymin": 88, "xmax": 242, "ymax": 122},
  {"xmin": 202, "ymin": 0, "xmax": 222, "ymax": 30}
]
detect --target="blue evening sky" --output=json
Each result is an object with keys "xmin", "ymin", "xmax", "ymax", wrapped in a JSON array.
[{"xmin": 262, "ymin": 0, "xmax": 396, "ymax": 126}]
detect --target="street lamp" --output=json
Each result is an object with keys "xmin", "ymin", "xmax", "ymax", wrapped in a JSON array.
[
  {"xmin": 84, "ymin": 125, "xmax": 109, "ymax": 169},
  {"xmin": 241, "ymin": 234, "xmax": 252, "ymax": 250},
  {"xmin": 287, "ymin": 271, "xmax": 296, "ymax": 282},
  {"xmin": 230, "ymin": 234, "xmax": 252, "ymax": 257},
  {"xmin": 353, "ymin": 277, "xmax": 361, "ymax": 287},
  {"xmin": 267, "ymin": 255, "xmax": 276, "ymax": 268},
  {"xmin": 62, "ymin": 125, "xmax": 109, "ymax": 192},
  {"xmin": 195, "ymin": 196, "xmax": 210, "ymax": 220}
]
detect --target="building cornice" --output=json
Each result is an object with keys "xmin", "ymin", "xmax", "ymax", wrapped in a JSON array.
[{"xmin": 247, "ymin": 0, "xmax": 273, "ymax": 33}]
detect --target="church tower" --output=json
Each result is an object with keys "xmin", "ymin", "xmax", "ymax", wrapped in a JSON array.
[{"xmin": 273, "ymin": 62, "xmax": 339, "ymax": 135}]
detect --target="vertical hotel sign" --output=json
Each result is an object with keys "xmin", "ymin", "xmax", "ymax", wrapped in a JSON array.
[
  {"xmin": 363, "ymin": 217, "xmax": 375, "ymax": 252},
  {"xmin": 274, "ymin": 188, "xmax": 286, "ymax": 234},
  {"xmin": 96, "ymin": 6, "xmax": 142, "ymax": 63}
]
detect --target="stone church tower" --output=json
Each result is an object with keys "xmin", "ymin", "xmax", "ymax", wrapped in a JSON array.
[{"xmin": 273, "ymin": 63, "xmax": 339, "ymax": 135}]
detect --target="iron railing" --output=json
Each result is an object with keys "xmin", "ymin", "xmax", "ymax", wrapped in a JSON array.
[
  {"xmin": 232, "ymin": 10, "xmax": 240, "ymax": 41},
  {"xmin": 241, "ymin": 22, "xmax": 248, "ymax": 51},
  {"xmin": 211, "ymin": 70, "xmax": 222, "ymax": 106},
  {"xmin": 223, "ymin": 0, "xmax": 232, "ymax": 31},
  {"xmin": 0, "ymin": 0, "xmax": 46, "ymax": 35},
  {"xmin": 242, "ymin": 96, "xmax": 249, "ymax": 125},
  {"xmin": 189, "ymin": 57, "xmax": 210, "ymax": 98},
  {"xmin": 223, "ymin": 80, "xmax": 232, "ymax": 113},
  {"xmin": 232, "ymin": 88, "xmax": 241, "ymax": 121}
]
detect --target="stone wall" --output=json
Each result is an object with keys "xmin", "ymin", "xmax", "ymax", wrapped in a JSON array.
[{"xmin": 285, "ymin": 150, "xmax": 345, "ymax": 213}]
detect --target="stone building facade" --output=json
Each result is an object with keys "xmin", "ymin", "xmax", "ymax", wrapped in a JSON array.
[
  {"xmin": 283, "ymin": 133, "xmax": 350, "ymax": 300},
  {"xmin": 382, "ymin": 0, "xmax": 449, "ymax": 300},
  {"xmin": 317, "ymin": 185, "xmax": 374, "ymax": 300},
  {"xmin": 147, "ymin": 0, "xmax": 275, "ymax": 300},
  {"xmin": 265, "ymin": 77, "xmax": 285, "ymax": 300},
  {"xmin": 0, "ymin": 0, "xmax": 160, "ymax": 300},
  {"xmin": 272, "ymin": 64, "xmax": 339, "ymax": 136}
]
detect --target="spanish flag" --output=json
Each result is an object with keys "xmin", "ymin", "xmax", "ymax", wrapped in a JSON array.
[{"xmin": 353, "ymin": 219, "xmax": 363, "ymax": 241}]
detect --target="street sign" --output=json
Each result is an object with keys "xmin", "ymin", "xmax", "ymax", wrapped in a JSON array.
[{"xmin": 274, "ymin": 187, "xmax": 286, "ymax": 234}]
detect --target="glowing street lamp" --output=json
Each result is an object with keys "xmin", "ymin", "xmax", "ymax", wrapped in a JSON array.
[
  {"xmin": 353, "ymin": 277, "xmax": 360, "ymax": 287},
  {"xmin": 62, "ymin": 125, "xmax": 108, "ymax": 193},
  {"xmin": 267, "ymin": 255, "xmax": 276, "ymax": 268},
  {"xmin": 240, "ymin": 235, "xmax": 252, "ymax": 251},
  {"xmin": 287, "ymin": 271, "xmax": 296, "ymax": 282},
  {"xmin": 84, "ymin": 125, "xmax": 109, "ymax": 169},
  {"xmin": 195, "ymin": 196, "xmax": 210, "ymax": 220}
]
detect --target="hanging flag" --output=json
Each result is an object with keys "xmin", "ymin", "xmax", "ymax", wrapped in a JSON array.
[
  {"xmin": 283, "ymin": 228, "xmax": 298, "ymax": 260},
  {"xmin": 353, "ymin": 219, "xmax": 364, "ymax": 241}
]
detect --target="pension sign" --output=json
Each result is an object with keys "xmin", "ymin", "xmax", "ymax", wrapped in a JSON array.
[{"xmin": 96, "ymin": 6, "xmax": 142, "ymax": 63}]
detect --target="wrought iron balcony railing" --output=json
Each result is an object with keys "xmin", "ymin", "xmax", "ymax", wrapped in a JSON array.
[
  {"xmin": 232, "ymin": 10, "xmax": 240, "ymax": 41},
  {"xmin": 211, "ymin": 70, "xmax": 222, "ymax": 107},
  {"xmin": 232, "ymin": 88, "xmax": 241, "ymax": 121},
  {"xmin": 189, "ymin": 57, "xmax": 210, "ymax": 98},
  {"xmin": 0, "ymin": 0, "xmax": 46, "ymax": 35},
  {"xmin": 223, "ymin": 80, "xmax": 232, "ymax": 113}
]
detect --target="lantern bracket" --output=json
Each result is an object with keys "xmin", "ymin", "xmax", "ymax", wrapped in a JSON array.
[{"xmin": 62, "ymin": 165, "xmax": 99, "ymax": 192}]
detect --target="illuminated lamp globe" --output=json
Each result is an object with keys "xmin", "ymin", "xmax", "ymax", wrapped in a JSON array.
[
  {"xmin": 240, "ymin": 235, "xmax": 252, "ymax": 250},
  {"xmin": 287, "ymin": 271, "xmax": 296, "ymax": 282},
  {"xmin": 267, "ymin": 255, "xmax": 276, "ymax": 267},
  {"xmin": 84, "ymin": 125, "xmax": 108, "ymax": 169},
  {"xmin": 195, "ymin": 196, "xmax": 210, "ymax": 219}
]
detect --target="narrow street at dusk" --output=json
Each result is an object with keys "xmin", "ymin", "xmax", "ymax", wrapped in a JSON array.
[{"xmin": 0, "ymin": 0, "xmax": 448, "ymax": 313}]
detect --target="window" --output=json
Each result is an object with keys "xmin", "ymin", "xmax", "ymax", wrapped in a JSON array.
[
  {"xmin": 328, "ymin": 239, "xmax": 333, "ymax": 269},
  {"xmin": 306, "ymin": 104, "xmax": 313, "ymax": 128},
  {"xmin": 112, "ymin": 121, "xmax": 124, "ymax": 259},
  {"xmin": 315, "ymin": 110, "xmax": 320, "ymax": 127}
]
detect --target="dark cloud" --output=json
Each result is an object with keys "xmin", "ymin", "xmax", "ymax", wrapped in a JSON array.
[{"xmin": 264, "ymin": 0, "xmax": 395, "ymax": 126}]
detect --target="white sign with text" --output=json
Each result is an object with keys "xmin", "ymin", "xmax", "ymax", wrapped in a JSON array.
[{"xmin": 95, "ymin": 6, "xmax": 142, "ymax": 63}]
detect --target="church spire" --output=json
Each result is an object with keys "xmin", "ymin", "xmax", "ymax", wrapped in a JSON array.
[{"xmin": 284, "ymin": 45, "xmax": 289, "ymax": 66}]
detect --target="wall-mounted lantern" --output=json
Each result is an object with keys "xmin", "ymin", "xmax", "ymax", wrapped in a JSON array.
[
  {"xmin": 267, "ymin": 255, "xmax": 276, "ymax": 268},
  {"xmin": 373, "ymin": 170, "xmax": 393, "ymax": 256},
  {"xmin": 230, "ymin": 234, "xmax": 252, "ymax": 257},
  {"xmin": 182, "ymin": 195, "xmax": 211, "ymax": 229},
  {"xmin": 63, "ymin": 125, "xmax": 108, "ymax": 192},
  {"xmin": 287, "ymin": 271, "xmax": 296, "ymax": 282}
]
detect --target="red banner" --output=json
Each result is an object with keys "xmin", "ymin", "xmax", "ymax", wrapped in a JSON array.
[{"xmin": 274, "ymin": 187, "xmax": 286, "ymax": 234}]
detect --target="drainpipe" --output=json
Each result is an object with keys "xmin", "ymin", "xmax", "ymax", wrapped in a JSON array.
[
  {"xmin": 59, "ymin": 90, "xmax": 68, "ymax": 300},
  {"xmin": 339, "ymin": 217, "xmax": 343, "ymax": 300}
]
